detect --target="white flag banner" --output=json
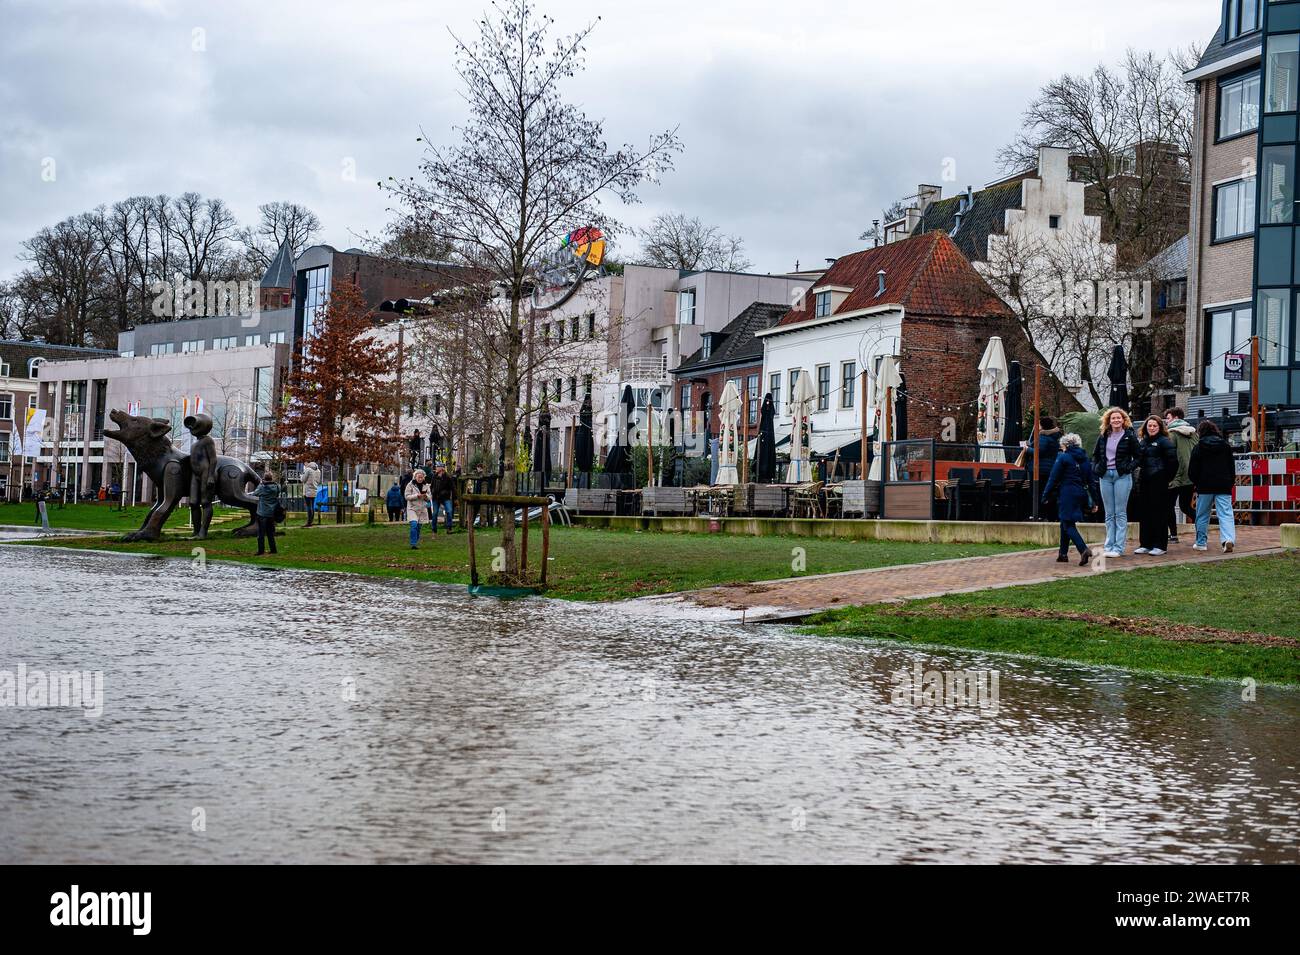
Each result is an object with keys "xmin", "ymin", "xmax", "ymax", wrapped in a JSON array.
[{"xmin": 21, "ymin": 408, "xmax": 46, "ymax": 457}]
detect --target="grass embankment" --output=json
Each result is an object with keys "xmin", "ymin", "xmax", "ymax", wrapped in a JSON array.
[
  {"xmin": 805, "ymin": 553, "xmax": 1300, "ymax": 685},
  {"xmin": 0, "ymin": 501, "xmax": 325, "ymax": 533},
  {"xmin": 16, "ymin": 520, "xmax": 1026, "ymax": 601}
]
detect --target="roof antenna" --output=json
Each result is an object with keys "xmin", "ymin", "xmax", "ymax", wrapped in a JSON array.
[{"xmin": 872, "ymin": 219, "xmax": 880, "ymax": 247}]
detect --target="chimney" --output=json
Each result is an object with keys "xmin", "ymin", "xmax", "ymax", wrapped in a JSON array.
[{"xmin": 877, "ymin": 270, "xmax": 887, "ymax": 297}]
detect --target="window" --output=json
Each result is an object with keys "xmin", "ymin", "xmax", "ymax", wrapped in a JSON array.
[
  {"xmin": 0, "ymin": 361, "xmax": 9, "ymax": 377},
  {"xmin": 583, "ymin": 374, "xmax": 592, "ymax": 397},
  {"xmin": 1219, "ymin": 71, "xmax": 1261, "ymax": 138},
  {"xmin": 701, "ymin": 334, "xmax": 713, "ymax": 360},
  {"xmin": 1266, "ymin": 33, "xmax": 1299, "ymax": 114},
  {"xmin": 213, "ymin": 336, "xmax": 238, "ymax": 350},
  {"xmin": 0, "ymin": 393, "xmax": 11, "ymax": 420},
  {"xmin": 301, "ymin": 265, "xmax": 331, "ymax": 343},
  {"xmin": 1206, "ymin": 304, "xmax": 1253, "ymax": 393},
  {"xmin": 1256, "ymin": 289, "xmax": 1291, "ymax": 366},
  {"xmin": 28, "ymin": 394, "xmax": 37, "ymax": 410},
  {"xmin": 569, "ymin": 377, "xmax": 577, "ymax": 401},
  {"xmin": 1214, "ymin": 178, "xmax": 1257, "ymax": 239},
  {"xmin": 149, "ymin": 343, "xmax": 172, "ymax": 356},
  {"xmin": 1225, "ymin": 0, "xmax": 1262, "ymax": 42},
  {"xmin": 677, "ymin": 289, "xmax": 697, "ymax": 325},
  {"xmin": 570, "ymin": 316, "xmax": 579, "ymax": 341},
  {"xmin": 787, "ymin": 369, "xmax": 800, "ymax": 410},
  {"xmin": 244, "ymin": 334, "xmax": 262, "ymax": 347},
  {"xmin": 816, "ymin": 364, "xmax": 831, "ymax": 411},
  {"xmin": 119, "ymin": 350, "xmax": 134, "ymax": 358},
  {"xmin": 181, "ymin": 339, "xmax": 204, "ymax": 353},
  {"xmin": 553, "ymin": 378, "xmax": 562, "ymax": 403},
  {"xmin": 0, "ymin": 432, "xmax": 8, "ymax": 464},
  {"xmin": 841, "ymin": 361, "xmax": 856, "ymax": 409},
  {"xmin": 434, "ymin": 395, "xmax": 442, "ymax": 416},
  {"xmin": 1163, "ymin": 279, "xmax": 1187, "ymax": 308},
  {"xmin": 1260, "ymin": 146, "xmax": 1295, "ymax": 223},
  {"xmin": 747, "ymin": 373, "xmax": 759, "ymax": 424},
  {"xmin": 586, "ymin": 313, "xmax": 596, "ymax": 339},
  {"xmin": 814, "ymin": 290, "xmax": 832, "ymax": 317},
  {"xmin": 769, "ymin": 372, "xmax": 781, "ymax": 415},
  {"xmin": 419, "ymin": 396, "xmax": 428, "ymax": 415},
  {"xmin": 680, "ymin": 384, "xmax": 691, "ymax": 416},
  {"xmin": 29, "ymin": 357, "xmax": 45, "ymax": 376},
  {"xmin": 267, "ymin": 331, "xmax": 286, "ymax": 345},
  {"xmin": 1048, "ymin": 215, "xmax": 1061, "ymax": 229}
]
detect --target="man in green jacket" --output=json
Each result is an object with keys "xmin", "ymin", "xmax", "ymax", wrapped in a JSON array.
[{"xmin": 1164, "ymin": 408, "xmax": 1198, "ymax": 544}]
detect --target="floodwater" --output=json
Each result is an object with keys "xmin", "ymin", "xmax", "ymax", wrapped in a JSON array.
[{"xmin": 0, "ymin": 544, "xmax": 1297, "ymax": 864}]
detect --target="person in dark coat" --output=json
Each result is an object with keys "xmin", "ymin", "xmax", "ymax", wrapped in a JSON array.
[
  {"xmin": 1036, "ymin": 416, "xmax": 1062, "ymax": 521},
  {"xmin": 1133, "ymin": 415, "xmax": 1178, "ymax": 555},
  {"xmin": 429, "ymin": 464, "xmax": 456, "ymax": 534},
  {"xmin": 1188, "ymin": 419, "xmax": 1237, "ymax": 553},
  {"xmin": 384, "ymin": 481, "xmax": 403, "ymax": 522},
  {"xmin": 1041, "ymin": 433, "xmax": 1095, "ymax": 565},
  {"xmin": 253, "ymin": 470, "xmax": 281, "ymax": 556},
  {"xmin": 1091, "ymin": 407, "xmax": 1140, "ymax": 557}
]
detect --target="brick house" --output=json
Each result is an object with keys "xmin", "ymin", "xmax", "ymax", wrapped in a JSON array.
[
  {"xmin": 672, "ymin": 301, "xmax": 788, "ymax": 445},
  {"xmin": 756, "ymin": 231, "xmax": 1079, "ymax": 464}
]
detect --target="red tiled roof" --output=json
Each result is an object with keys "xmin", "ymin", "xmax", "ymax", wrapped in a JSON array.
[{"xmin": 774, "ymin": 231, "xmax": 1013, "ymax": 329}]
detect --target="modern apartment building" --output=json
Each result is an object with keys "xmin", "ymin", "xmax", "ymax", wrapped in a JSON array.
[{"xmin": 1184, "ymin": 0, "xmax": 1300, "ymax": 440}]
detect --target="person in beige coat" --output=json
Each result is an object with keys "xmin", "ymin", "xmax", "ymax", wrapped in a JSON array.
[
  {"xmin": 302, "ymin": 461, "xmax": 322, "ymax": 527},
  {"xmin": 404, "ymin": 469, "xmax": 432, "ymax": 549}
]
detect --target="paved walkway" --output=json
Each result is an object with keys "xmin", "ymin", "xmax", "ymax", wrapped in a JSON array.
[{"xmin": 623, "ymin": 525, "xmax": 1286, "ymax": 623}]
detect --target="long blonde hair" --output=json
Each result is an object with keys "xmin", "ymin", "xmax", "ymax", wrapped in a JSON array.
[{"xmin": 1099, "ymin": 407, "xmax": 1132, "ymax": 432}]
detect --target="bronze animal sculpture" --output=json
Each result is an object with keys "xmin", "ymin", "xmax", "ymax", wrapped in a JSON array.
[{"xmin": 102, "ymin": 408, "xmax": 261, "ymax": 541}]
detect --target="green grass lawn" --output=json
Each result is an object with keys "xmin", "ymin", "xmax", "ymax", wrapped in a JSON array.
[
  {"xmin": 804, "ymin": 553, "xmax": 1300, "ymax": 685},
  {"xmin": 14, "ymin": 520, "xmax": 1028, "ymax": 601},
  {"xmin": 0, "ymin": 501, "xmax": 323, "ymax": 533}
]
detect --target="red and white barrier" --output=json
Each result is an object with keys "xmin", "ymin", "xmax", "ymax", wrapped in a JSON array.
[{"xmin": 1234, "ymin": 453, "xmax": 1300, "ymax": 511}]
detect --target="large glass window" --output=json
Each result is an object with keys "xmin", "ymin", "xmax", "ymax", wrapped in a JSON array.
[
  {"xmin": 1266, "ymin": 34, "xmax": 1300, "ymax": 114},
  {"xmin": 149, "ymin": 342, "xmax": 172, "ymax": 356},
  {"xmin": 302, "ymin": 265, "xmax": 331, "ymax": 343},
  {"xmin": 1206, "ymin": 305, "xmax": 1253, "ymax": 393},
  {"xmin": 0, "ymin": 393, "xmax": 11, "ymax": 420},
  {"xmin": 787, "ymin": 369, "xmax": 800, "ymax": 411},
  {"xmin": 841, "ymin": 361, "xmax": 857, "ymax": 408},
  {"xmin": 1219, "ymin": 71, "xmax": 1261, "ymax": 138},
  {"xmin": 676, "ymin": 289, "xmax": 696, "ymax": 325},
  {"xmin": 1257, "ymin": 289, "xmax": 1291, "ymax": 366},
  {"xmin": 747, "ymin": 373, "xmax": 759, "ymax": 424},
  {"xmin": 816, "ymin": 364, "xmax": 831, "ymax": 411},
  {"xmin": 1260, "ymin": 145, "xmax": 1295, "ymax": 223},
  {"xmin": 1214, "ymin": 178, "xmax": 1256, "ymax": 240},
  {"xmin": 769, "ymin": 372, "xmax": 781, "ymax": 415}
]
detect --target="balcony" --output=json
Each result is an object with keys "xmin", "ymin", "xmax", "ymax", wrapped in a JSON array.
[{"xmin": 619, "ymin": 356, "xmax": 669, "ymax": 383}]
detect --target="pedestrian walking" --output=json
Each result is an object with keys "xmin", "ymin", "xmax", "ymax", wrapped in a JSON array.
[
  {"xmin": 254, "ymin": 470, "xmax": 281, "ymax": 555},
  {"xmin": 430, "ymin": 464, "xmax": 455, "ymax": 534},
  {"xmin": 1188, "ymin": 419, "xmax": 1237, "ymax": 553},
  {"xmin": 1036, "ymin": 416, "xmax": 1062, "ymax": 521},
  {"xmin": 1163, "ymin": 407, "xmax": 1198, "ymax": 543},
  {"xmin": 405, "ymin": 468, "xmax": 432, "ymax": 549},
  {"xmin": 1134, "ymin": 415, "xmax": 1177, "ymax": 555},
  {"xmin": 384, "ymin": 480, "xmax": 403, "ymax": 522},
  {"xmin": 1091, "ymin": 407, "xmax": 1140, "ymax": 558},
  {"xmin": 1041, "ymin": 432, "xmax": 1095, "ymax": 566},
  {"xmin": 301, "ymin": 461, "xmax": 322, "ymax": 528}
]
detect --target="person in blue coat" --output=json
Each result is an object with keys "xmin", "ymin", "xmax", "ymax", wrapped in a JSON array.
[
  {"xmin": 384, "ymin": 480, "xmax": 403, "ymax": 522},
  {"xmin": 1041, "ymin": 432, "xmax": 1095, "ymax": 566}
]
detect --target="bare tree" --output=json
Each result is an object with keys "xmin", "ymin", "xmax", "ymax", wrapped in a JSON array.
[
  {"xmin": 999, "ymin": 48, "xmax": 1198, "ymax": 267},
  {"xmin": 636, "ymin": 212, "xmax": 751, "ymax": 271},
  {"xmin": 236, "ymin": 201, "xmax": 322, "ymax": 273},
  {"xmin": 383, "ymin": 0, "xmax": 679, "ymax": 583},
  {"xmin": 859, "ymin": 198, "xmax": 910, "ymax": 245}
]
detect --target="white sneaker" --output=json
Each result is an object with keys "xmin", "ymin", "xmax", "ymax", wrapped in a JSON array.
[
  {"xmin": 1192, "ymin": 543, "xmax": 1208, "ymax": 551},
  {"xmin": 1134, "ymin": 547, "xmax": 1149, "ymax": 555},
  {"xmin": 1149, "ymin": 548, "xmax": 1165, "ymax": 556},
  {"xmin": 1105, "ymin": 550, "xmax": 1122, "ymax": 558}
]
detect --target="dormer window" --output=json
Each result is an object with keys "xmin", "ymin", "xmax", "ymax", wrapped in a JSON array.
[
  {"xmin": 701, "ymin": 334, "xmax": 713, "ymax": 359},
  {"xmin": 1225, "ymin": 0, "xmax": 1261, "ymax": 42},
  {"xmin": 814, "ymin": 290, "xmax": 832, "ymax": 317},
  {"xmin": 28, "ymin": 357, "xmax": 45, "ymax": 378}
]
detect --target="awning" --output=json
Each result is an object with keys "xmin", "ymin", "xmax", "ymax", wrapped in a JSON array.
[{"xmin": 810, "ymin": 429, "xmax": 866, "ymax": 462}]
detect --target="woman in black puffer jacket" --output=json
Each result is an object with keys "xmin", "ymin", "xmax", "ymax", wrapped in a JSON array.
[{"xmin": 1134, "ymin": 415, "xmax": 1178, "ymax": 555}]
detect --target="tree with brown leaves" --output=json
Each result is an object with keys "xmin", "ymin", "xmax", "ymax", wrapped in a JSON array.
[{"xmin": 275, "ymin": 281, "xmax": 399, "ymax": 520}]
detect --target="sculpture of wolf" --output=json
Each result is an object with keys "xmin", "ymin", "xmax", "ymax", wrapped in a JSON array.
[{"xmin": 102, "ymin": 408, "xmax": 261, "ymax": 541}]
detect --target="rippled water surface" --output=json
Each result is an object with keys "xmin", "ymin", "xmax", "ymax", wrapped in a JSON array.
[{"xmin": 1, "ymin": 545, "xmax": 1297, "ymax": 863}]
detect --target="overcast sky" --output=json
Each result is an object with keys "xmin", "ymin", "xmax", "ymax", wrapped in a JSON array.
[{"xmin": 0, "ymin": 0, "xmax": 1215, "ymax": 280}]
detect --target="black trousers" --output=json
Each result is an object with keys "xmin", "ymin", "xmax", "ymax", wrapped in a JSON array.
[
  {"xmin": 257, "ymin": 514, "xmax": 278, "ymax": 553},
  {"xmin": 1137, "ymin": 480, "xmax": 1170, "ymax": 550},
  {"xmin": 304, "ymin": 495, "xmax": 315, "ymax": 526},
  {"xmin": 1058, "ymin": 520, "xmax": 1087, "ymax": 556},
  {"xmin": 1167, "ymin": 484, "xmax": 1194, "ymax": 535}
]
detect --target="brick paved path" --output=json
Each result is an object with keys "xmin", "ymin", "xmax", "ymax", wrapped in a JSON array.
[{"xmin": 624, "ymin": 525, "xmax": 1285, "ymax": 623}]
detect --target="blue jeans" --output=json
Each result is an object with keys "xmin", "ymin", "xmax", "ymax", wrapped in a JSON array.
[
  {"xmin": 1195, "ymin": 493, "xmax": 1236, "ymax": 547},
  {"xmin": 432, "ymin": 499, "xmax": 453, "ymax": 532},
  {"xmin": 1099, "ymin": 469, "xmax": 1132, "ymax": 553},
  {"xmin": 409, "ymin": 520, "xmax": 421, "ymax": 547}
]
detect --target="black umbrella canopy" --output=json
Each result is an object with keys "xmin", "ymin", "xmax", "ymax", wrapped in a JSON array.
[
  {"xmin": 1106, "ymin": 345, "xmax": 1129, "ymax": 410},
  {"xmin": 1003, "ymin": 363, "xmax": 1022, "ymax": 446},
  {"xmin": 755, "ymin": 393, "xmax": 777, "ymax": 483},
  {"xmin": 532, "ymin": 409, "xmax": 552, "ymax": 479},
  {"xmin": 575, "ymin": 394, "xmax": 594, "ymax": 472},
  {"xmin": 894, "ymin": 373, "xmax": 909, "ymax": 442},
  {"xmin": 603, "ymin": 385, "xmax": 636, "ymax": 476}
]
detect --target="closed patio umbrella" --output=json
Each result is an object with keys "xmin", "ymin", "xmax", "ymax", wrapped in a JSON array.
[
  {"xmin": 532, "ymin": 404, "xmax": 552, "ymax": 488},
  {"xmin": 1003, "ymin": 361, "xmax": 1023, "ymax": 460},
  {"xmin": 869, "ymin": 355, "xmax": 902, "ymax": 480},
  {"xmin": 755, "ymin": 393, "xmax": 777, "ymax": 483},
  {"xmin": 1106, "ymin": 344, "xmax": 1129, "ymax": 410},
  {"xmin": 894, "ymin": 372, "xmax": 908, "ymax": 442},
  {"xmin": 977, "ymin": 336, "xmax": 1008, "ymax": 464},
  {"xmin": 603, "ymin": 385, "xmax": 635, "ymax": 485},
  {"xmin": 574, "ymin": 394, "xmax": 595, "ymax": 479},
  {"xmin": 716, "ymin": 380, "xmax": 741, "ymax": 485},
  {"xmin": 788, "ymin": 369, "xmax": 816, "ymax": 483}
]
